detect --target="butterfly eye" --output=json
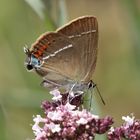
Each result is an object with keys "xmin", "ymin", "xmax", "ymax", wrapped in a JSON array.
[{"xmin": 26, "ymin": 64, "xmax": 33, "ymax": 71}]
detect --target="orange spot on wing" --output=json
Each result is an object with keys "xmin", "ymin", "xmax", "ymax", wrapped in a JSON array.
[
  {"xmin": 32, "ymin": 39, "xmax": 49, "ymax": 58},
  {"xmin": 33, "ymin": 53, "xmax": 39, "ymax": 58},
  {"xmin": 39, "ymin": 45, "xmax": 47, "ymax": 52},
  {"xmin": 38, "ymin": 50, "xmax": 42, "ymax": 55}
]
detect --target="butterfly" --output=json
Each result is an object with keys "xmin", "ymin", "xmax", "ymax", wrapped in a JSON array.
[{"xmin": 24, "ymin": 16, "xmax": 98, "ymax": 92}]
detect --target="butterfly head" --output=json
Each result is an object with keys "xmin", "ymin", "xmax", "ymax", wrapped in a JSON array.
[{"xmin": 24, "ymin": 47, "xmax": 42, "ymax": 71}]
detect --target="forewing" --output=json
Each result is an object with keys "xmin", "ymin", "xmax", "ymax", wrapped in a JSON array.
[
  {"xmin": 31, "ymin": 16, "xmax": 98, "ymax": 83},
  {"xmin": 32, "ymin": 32, "xmax": 80, "ymax": 81}
]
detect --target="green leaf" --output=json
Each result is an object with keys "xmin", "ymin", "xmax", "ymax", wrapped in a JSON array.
[
  {"xmin": 25, "ymin": 0, "xmax": 45, "ymax": 19},
  {"xmin": 57, "ymin": 0, "xmax": 68, "ymax": 26}
]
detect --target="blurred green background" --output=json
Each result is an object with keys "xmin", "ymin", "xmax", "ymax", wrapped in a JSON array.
[{"xmin": 0, "ymin": 0, "xmax": 140, "ymax": 139}]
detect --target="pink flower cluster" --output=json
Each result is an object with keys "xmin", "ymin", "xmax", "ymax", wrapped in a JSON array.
[
  {"xmin": 108, "ymin": 115, "xmax": 140, "ymax": 140},
  {"xmin": 32, "ymin": 89, "xmax": 113, "ymax": 140},
  {"xmin": 31, "ymin": 89, "xmax": 140, "ymax": 140}
]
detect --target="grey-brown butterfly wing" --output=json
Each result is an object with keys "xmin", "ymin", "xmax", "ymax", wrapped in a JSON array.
[
  {"xmin": 33, "ymin": 16, "xmax": 98, "ymax": 86},
  {"xmin": 57, "ymin": 16, "xmax": 98, "ymax": 82},
  {"xmin": 34, "ymin": 32, "xmax": 80, "ymax": 85}
]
